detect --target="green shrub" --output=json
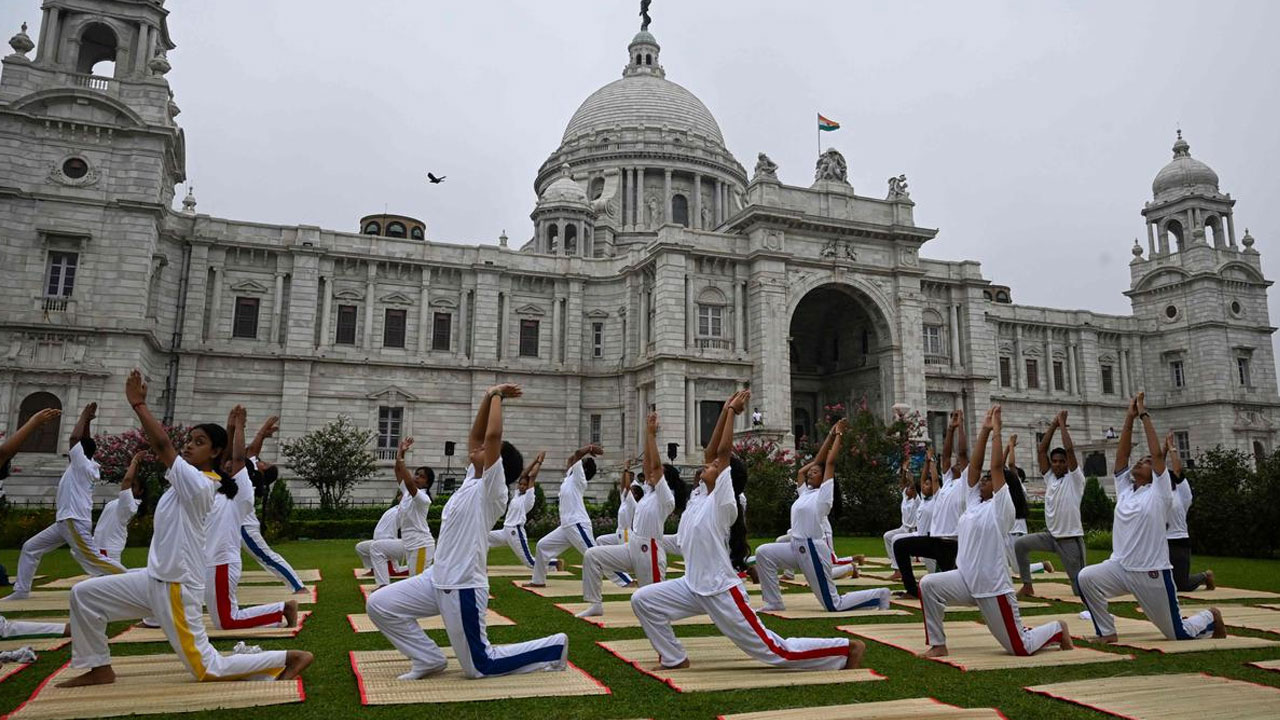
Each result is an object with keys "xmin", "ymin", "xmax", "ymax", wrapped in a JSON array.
[
  {"xmin": 1187, "ymin": 447, "xmax": 1268, "ymax": 557},
  {"xmin": 262, "ymin": 478, "xmax": 294, "ymax": 527},
  {"xmin": 1085, "ymin": 529, "xmax": 1112, "ymax": 551},
  {"xmin": 1080, "ymin": 476, "xmax": 1113, "ymax": 531}
]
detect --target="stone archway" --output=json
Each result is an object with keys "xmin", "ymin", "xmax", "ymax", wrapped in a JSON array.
[{"xmin": 787, "ymin": 283, "xmax": 895, "ymax": 446}]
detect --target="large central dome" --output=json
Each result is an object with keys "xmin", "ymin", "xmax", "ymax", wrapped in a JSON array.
[{"xmin": 562, "ymin": 73, "xmax": 725, "ymax": 146}]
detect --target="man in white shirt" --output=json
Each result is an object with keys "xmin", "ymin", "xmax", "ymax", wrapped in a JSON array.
[
  {"xmin": 1015, "ymin": 411, "xmax": 1086, "ymax": 598},
  {"xmin": 1077, "ymin": 394, "xmax": 1225, "ymax": 643},
  {"xmin": 358, "ymin": 437, "xmax": 434, "ymax": 588},
  {"xmin": 529, "ymin": 444, "xmax": 632, "ymax": 587},
  {"xmin": 92, "ymin": 451, "xmax": 144, "ymax": 565},
  {"xmin": 893, "ymin": 409, "xmax": 968, "ymax": 597},
  {"xmin": 4, "ymin": 403, "xmax": 126, "ymax": 601}
]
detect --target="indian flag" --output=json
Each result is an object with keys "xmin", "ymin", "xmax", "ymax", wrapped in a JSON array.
[{"xmin": 818, "ymin": 113, "xmax": 840, "ymax": 132}]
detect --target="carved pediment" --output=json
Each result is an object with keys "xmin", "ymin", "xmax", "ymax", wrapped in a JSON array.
[
  {"xmin": 379, "ymin": 291, "xmax": 414, "ymax": 306},
  {"xmin": 230, "ymin": 279, "xmax": 270, "ymax": 294},
  {"xmin": 429, "ymin": 297, "xmax": 458, "ymax": 309},
  {"xmin": 333, "ymin": 288, "xmax": 364, "ymax": 301},
  {"xmin": 585, "ymin": 309, "xmax": 609, "ymax": 318},
  {"xmin": 515, "ymin": 303, "xmax": 545, "ymax": 317},
  {"xmin": 367, "ymin": 385, "xmax": 419, "ymax": 402}
]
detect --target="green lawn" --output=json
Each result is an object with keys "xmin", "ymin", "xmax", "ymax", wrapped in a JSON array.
[{"xmin": 2, "ymin": 538, "xmax": 1279, "ymax": 719}]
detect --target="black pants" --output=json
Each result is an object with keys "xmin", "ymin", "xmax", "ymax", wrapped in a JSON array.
[
  {"xmin": 892, "ymin": 535, "xmax": 958, "ymax": 597},
  {"xmin": 1167, "ymin": 537, "xmax": 1206, "ymax": 591}
]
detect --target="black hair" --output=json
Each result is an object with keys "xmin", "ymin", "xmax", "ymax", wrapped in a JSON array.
[
  {"xmin": 1170, "ymin": 469, "xmax": 1184, "ymax": 486},
  {"xmin": 499, "ymin": 441, "xmax": 524, "ymax": 486},
  {"xmin": 246, "ymin": 457, "xmax": 279, "ymax": 501},
  {"xmin": 0, "ymin": 457, "xmax": 10, "ymax": 481},
  {"xmin": 1049, "ymin": 447, "xmax": 1067, "ymax": 461},
  {"xmin": 1004, "ymin": 466, "xmax": 1029, "ymax": 518},
  {"xmin": 830, "ymin": 474, "xmax": 844, "ymax": 519},
  {"xmin": 629, "ymin": 483, "xmax": 644, "ymax": 503},
  {"xmin": 581, "ymin": 456, "xmax": 597, "ymax": 481},
  {"xmin": 415, "ymin": 466, "xmax": 435, "ymax": 493},
  {"xmin": 728, "ymin": 455, "xmax": 750, "ymax": 572},
  {"xmin": 192, "ymin": 422, "xmax": 237, "ymax": 500},
  {"xmin": 664, "ymin": 463, "xmax": 689, "ymax": 514},
  {"xmin": 79, "ymin": 436, "xmax": 97, "ymax": 460}
]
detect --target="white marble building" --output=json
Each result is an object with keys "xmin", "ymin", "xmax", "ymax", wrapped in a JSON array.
[{"xmin": 2, "ymin": 1, "xmax": 1277, "ymax": 504}]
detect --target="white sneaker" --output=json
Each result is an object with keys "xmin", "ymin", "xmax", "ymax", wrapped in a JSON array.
[
  {"xmin": 1079, "ymin": 610, "xmax": 1092, "ymax": 621},
  {"xmin": 759, "ymin": 603, "xmax": 786, "ymax": 612},
  {"xmin": 575, "ymin": 603, "xmax": 604, "ymax": 618},
  {"xmin": 397, "ymin": 663, "xmax": 446, "ymax": 680},
  {"xmin": 232, "ymin": 641, "xmax": 263, "ymax": 655},
  {"xmin": 0, "ymin": 592, "xmax": 30, "ymax": 602}
]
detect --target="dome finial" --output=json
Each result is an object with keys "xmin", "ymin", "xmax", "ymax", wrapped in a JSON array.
[
  {"xmin": 1132, "ymin": 238, "xmax": 1144, "ymax": 258},
  {"xmin": 640, "ymin": 0, "xmax": 653, "ymax": 31},
  {"xmin": 1172, "ymin": 128, "xmax": 1190, "ymax": 158}
]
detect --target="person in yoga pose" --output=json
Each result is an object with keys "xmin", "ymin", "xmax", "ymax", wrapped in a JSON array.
[{"xmin": 487, "ymin": 450, "xmax": 546, "ymax": 568}]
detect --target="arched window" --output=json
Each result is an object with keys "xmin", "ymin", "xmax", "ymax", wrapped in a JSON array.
[
  {"xmin": 921, "ymin": 309, "xmax": 946, "ymax": 358},
  {"xmin": 76, "ymin": 23, "xmax": 119, "ymax": 76},
  {"xmin": 1204, "ymin": 215, "xmax": 1222, "ymax": 247},
  {"xmin": 1165, "ymin": 219, "xmax": 1185, "ymax": 253},
  {"xmin": 564, "ymin": 224, "xmax": 578, "ymax": 255},
  {"xmin": 636, "ymin": 54, "xmax": 643, "ymax": 65},
  {"xmin": 16, "ymin": 392, "xmax": 62, "ymax": 453},
  {"xmin": 386, "ymin": 222, "xmax": 407, "ymax": 238},
  {"xmin": 995, "ymin": 291, "xmax": 1010, "ymax": 303},
  {"xmin": 363, "ymin": 222, "xmax": 381, "ymax": 235},
  {"xmin": 547, "ymin": 224, "xmax": 559, "ymax": 253},
  {"xmin": 671, "ymin": 194, "xmax": 689, "ymax": 227},
  {"xmin": 410, "ymin": 226, "xmax": 424, "ymax": 240},
  {"xmin": 645, "ymin": 54, "xmax": 652, "ymax": 65}
]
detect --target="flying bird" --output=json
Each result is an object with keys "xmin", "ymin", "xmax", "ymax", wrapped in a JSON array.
[{"xmin": 427, "ymin": 173, "xmax": 447, "ymax": 184}]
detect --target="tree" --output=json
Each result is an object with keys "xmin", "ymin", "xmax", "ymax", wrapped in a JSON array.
[
  {"xmin": 1186, "ymin": 446, "xmax": 1260, "ymax": 557},
  {"xmin": 280, "ymin": 415, "xmax": 377, "ymax": 511},
  {"xmin": 94, "ymin": 425, "xmax": 190, "ymax": 514},
  {"xmin": 733, "ymin": 435, "xmax": 796, "ymax": 537},
  {"xmin": 1079, "ymin": 476, "xmax": 1113, "ymax": 532}
]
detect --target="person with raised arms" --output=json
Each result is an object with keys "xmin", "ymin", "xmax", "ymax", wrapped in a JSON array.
[
  {"xmin": 1164, "ymin": 432, "xmax": 1214, "ymax": 592},
  {"xmin": 1015, "ymin": 411, "xmax": 1083, "ymax": 598},
  {"xmin": 487, "ymin": 450, "xmax": 546, "ymax": 568},
  {"xmin": 92, "ymin": 450, "xmax": 145, "ymax": 566},
  {"xmin": 597, "ymin": 457, "xmax": 640, "ymax": 546},
  {"xmin": 1002, "ymin": 435, "xmax": 1052, "ymax": 578},
  {"xmin": 239, "ymin": 416, "xmax": 308, "ymax": 594},
  {"xmin": 893, "ymin": 409, "xmax": 969, "ymax": 597},
  {"xmin": 359, "ymin": 437, "xmax": 435, "ymax": 589},
  {"xmin": 529, "ymin": 442, "xmax": 632, "ymax": 587}
]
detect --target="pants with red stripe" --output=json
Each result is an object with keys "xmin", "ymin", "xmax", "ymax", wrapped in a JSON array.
[
  {"xmin": 631, "ymin": 577, "xmax": 850, "ymax": 669},
  {"xmin": 204, "ymin": 562, "xmax": 285, "ymax": 630},
  {"xmin": 920, "ymin": 570, "xmax": 1061, "ymax": 655},
  {"xmin": 581, "ymin": 536, "xmax": 664, "ymax": 605}
]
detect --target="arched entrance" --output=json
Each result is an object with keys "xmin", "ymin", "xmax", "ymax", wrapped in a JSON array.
[
  {"xmin": 788, "ymin": 283, "xmax": 893, "ymax": 445},
  {"xmin": 16, "ymin": 391, "xmax": 62, "ymax": 453}
]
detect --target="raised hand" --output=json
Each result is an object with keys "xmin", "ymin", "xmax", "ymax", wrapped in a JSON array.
[
  {"xmin": 33, "ymin": 408, "xmax": 62, "ymax": 426},
  {"xmin": 1126, "ymin": 395, "xmax": 1139, "ymax": 419},
  {"xmin": 398, "ymin": 436, "xmax": 414, "ymax": 456},
  {"xmin": 836, "ymin": 417, "xmax": 850, "ymax": 433},
  {"xmin": 260, "ymin": 415, "xmax": 280, "ymax": 439},
  {"xmin": 1056, "ymin": 409, "xmax": 1069, "ymax": 428},
  {"xmin": 1009, "ymin": 433, "xmax": 1019, "ymax": 447},
  {"xmin": 489, "ymin": 383, "xmax": 523, "ymax": 399},
  {"xmin": 925, "ymin": 445, "xmax": 935, "ymax": 461},
  {"xmin": 584, "ymin": 443, "xmax": 604, "ymax": 456},
  {"xmin": 729, "ymin": 389, "xmax": 750, "ymax": 414},
  {"xmin": 1135, "ymin": 392, "xmax": 1147, "ymax": 416},
  {"xmin": 229, "ymin": 404, "xmax": 246, "ymax": 428},
  {"xmin": 534, "ymin": 450, "xmax": 547, "ymax": 465},
  {"xmin": 949, "ymin": 410, "xmax": 962, "ymax": 428},
  {"xmin": 1165, "ymin": 431, "xmax": 1175, "ymax": 452},
  {"xmin": 992, "ymin": 405, "xmax": 1003, "ymax": 430},
  {"xmin": 982, "ymin": 406, "xmax": 996, "ymax": 430},
  {"xmin": 125, "ymin": 369, "xmax": 148, "ymax": 406},
  {"xmin": 647, "ymin": 412, "xmax": 659, "ymax": 432},
  {"xmin": 83, "ymin": 402, "xmax": 98, "ymax": 420},
  {"xmin": 129, "ymin": 450, "xmax": 146, "ymax": 468}
]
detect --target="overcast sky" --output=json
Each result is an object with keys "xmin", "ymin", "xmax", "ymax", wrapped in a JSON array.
[{"xmin": 5, "ymin": 0, "xmax": 1279, "ymax": 362}]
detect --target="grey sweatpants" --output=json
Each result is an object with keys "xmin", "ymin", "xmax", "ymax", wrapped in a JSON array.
[{"xmin": 1014, "ymin": 532, "xmax": 1085, "ymax": 593}]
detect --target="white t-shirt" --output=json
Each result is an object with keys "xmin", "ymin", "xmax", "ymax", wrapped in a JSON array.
[
  {"xmin": 615, "ymin": 486, "xmax": 639, "ymax": 535},
  {"xmin": 930, "ymin": 467, "xmax": 968, "ymax": 539},
  {"xmin": 1110, "ymin": 466, "xmax": 1174, "ymax": 571},
  {"xmin": 374, "ymin": 505, "xmax": 401, "ymax": 540},
  {"xmin": 679, "ymin": 467, "xmax": 741, "ymax": 596},
  {"xmin": 915, "ymin": 495, "xmax": 936, "ymax": 536},
  {"xmin": 1043, "ymin": 466, "xmax": 1086, "ymax": 538},
  {"xmin": 675, "ymin": 482, "xmax": 706, "ymax": 543},
  {"xmin": 503, "ymin": 487, "xmax": 536, "ymax": 527},
  {"xmin": 557, "ymin": 461, "xmax": 591, "ymax": 527},
  {"xmin": 956, "ymin": 482, "xmax": 1016, "ymax": 598},
  {"xmin": 1165, "ymin": 477, "xmax": 1193, "ymax": 540},
  {"xmin": 205, "ymin": 467, "xmax": 253, "ymax": 566},
  {"xmin": 93, "ymin": 488, "xmax": 139, "ymax": 556},
  {"xmin": 632, "ymin": 478, "xmax": 675, "ymax": 539},
  {"xmin": 151, "ymin": 456, "xmax": 218, "ymax": 588},
  {"xmin": 900, "ymin": 489, "xmax": 920, "ymax": 530},
  {"xmin": 434, "ymin": 461, "xmax": 508, "ymax": 590},
  {"xmin": 55, "ymin": 442, "xmax": 99, "ymax": 522},
  {"xmin": 790, "ymin": 478, "xmax": 833, "ymax": 540},
  {"xmin": 240, "ymin": 455, "xmax": 266, "ymax": 531},
  {"xmin": 398, "ymin": 488, "xmax": 433, "ymax": 550}
]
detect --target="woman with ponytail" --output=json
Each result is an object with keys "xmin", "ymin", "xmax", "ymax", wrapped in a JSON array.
[
  {"xmin": 631, "ymin": 389, "xmax": 865, "ymax": 671},
  {"xmin": 59, "ymin": 371, "xmax": 312, "ymax": 686}
]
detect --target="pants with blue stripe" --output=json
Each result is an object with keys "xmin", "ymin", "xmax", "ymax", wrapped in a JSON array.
[
  {"xmin": 240, "ymin": 525, "xmax": 304, "ymax": 592},
  {"xmin": 532, "ymin": 523, "xmax": 632, "ymax": 586},
  {"xmin": 1077, "ymin": 558, "xmax": 1215, "ymax": 640},
  {"xmin": 756, "ymin": 537, "xmax": 890, "ymax": 612},
  {"xmin": 488, "ymin": 526, "xmax": 536, "ymax": 568},
  {"xmin": 366, "ymin": 568, "xmax": 568, "ymax": 678}
]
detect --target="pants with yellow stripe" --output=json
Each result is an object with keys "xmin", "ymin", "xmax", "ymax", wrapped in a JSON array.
[
  {"xmin": 357, "ymin": 539, "xmax": 432, "ymax": 587},
  {"xmin": 69, "ymin": 571, "xmax": 287, "ymax": 680},
  {"xmin": 13, "ymin": 520, "xmax": 126, "ymax": 595}
]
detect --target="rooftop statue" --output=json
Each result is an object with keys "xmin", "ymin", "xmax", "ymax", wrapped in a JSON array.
[{"xmin": 814, "ymin": 148, "xmax": 848, "ymax": 184}]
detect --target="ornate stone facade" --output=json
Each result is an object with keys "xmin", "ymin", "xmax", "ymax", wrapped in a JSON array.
[{"xmin": 2, "ymin": 2, "xmax": 1277, "ymax": 504}]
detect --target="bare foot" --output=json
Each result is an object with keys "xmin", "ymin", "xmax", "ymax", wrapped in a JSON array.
[
  {"xmin": 1210, "ymin": 608, "xmax": 1227, "ymax": 638},
  {"xmin": 746, "ymin": 566, "xmax": 760, "ymax": 584},
  {"xmin": 921, "ymin": 645, "xmax": 949, "ymax": 658},
  {"xmin": 1204, "ymin": 570, "xmax": 1216, "ymax": 590},
  {"xmin": 293, "ymin": 588, "xmax": 310, "ymax": 596},
  {"xmin": 1017, "ymin": 583, "xmax": 1036, "ymax": 599},
  {"xmin": 656, "ymin": 658, "xmax": 690, "ymax": 670},
  {"xmin": 361, "ymin": 570, "xmax": 375, "ymax": 577},
  {"xmin": 844, "ymin": 639, "xmax": 867, "ymax": 668},
  {"xmin": 852, "ymin": 555, "xmax": 866, "ymax": 564},
  {"xmin": 1043, "ymin": 560, "xmax": 1056, "ymax": 573},
  {"xmin": 283, "ymin": 600, "xmax": 299, "ymax": 627},
  {"xmin": 62, "ymin": 624, "xmax": 71, "ymax": 637},
  {"xmin": 57, "ymin": 665, "xmax": 115, "ymax": 687},
  {"xmin": 1096, "ymin": 634, "xmax": 1119, "ymax": 644},
  {"xmin": 849, "ymin": 566, "xmax": 861, "ymax": 579},
  {"xmin": 278, "ymin": 650, "xmax": 314, "ymax": 680},
  {"xmin": 1057, "ymin": 621, "xmax": 1074, "ymax": 650},
  {"xmin": 888, "ymin": 571, "xmax": 902, "ymax": 581},
  {"xmin": 524, "ymin": 583, "xmax": 546, "ymax": 588}
]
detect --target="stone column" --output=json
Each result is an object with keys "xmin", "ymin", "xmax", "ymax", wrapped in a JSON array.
[
  {"xmin": 1013, "ymin": 325, "xmax": 1024, "ymax": 391},
  {"xmin": 284, "ymin": 251, "xmax": 317, "ymax": 351},
  {"xmin": 44, "ymin": 9, "xmax": 61, "ymax": 66},
  {"xmin": 182, "ymin": 243, "xmax": 209, "ymax": 344},
  {"xmin": 551, "ymin": 285, "xmax": 562, "ymax": 365},
  {"xmin": 270, "ymin": 272, "xmax": 285, "ymax": 345},
  {"xmin": 1067, "ymin": 341, "xmax": 1078, "ymax": 396},
  {"xmin": 685, "ymin": 278, "xmax": 695, "ymax": 349},
  {"xmin": 949, "ymin": 304, "xmax": 962, "ymax": 369},
  {"xmin": 693, "ymin": 174, "xmax": 703, "ymax": 230},
  {"xmin": 363, "ymin": 263, "xmax": 376, "ymax": 350},
  {"xmin": 208, "ymin": 265, "xmax": 223, "ymax": 341},
  {"xmin": 319, "ymin": 275, "xmax": 333, "ymax": 348},
  {"xmin": 565, "ymin": 279, "xmax": 584, "ymax": 371},
  {"xmin": 685, "ymin": 376, "xmax": 697, "ymax": 456},
  {"xmin": 663, "ymin": 170, "xmax": 672, "ymax": 226},
  {"xmin": 417, "ymin": 275, "xmax": 430, "ymax": 354},
  {"xmin": 496, "ymin": 291, "xmax": 506, "ymax": 359},
  {"xmin": 36, "ymin": 8, "xmax": 51, "ymax": 62},
  {"xmin": 713, "ymin": 179, "xmax": 722, "ymax": 226},
  {"xmin": 457, "ymin": 284, "xmax": 470, "ymax": 359},
  {"xmin": 1185, "ymin": 209, "xmax": 1194, "ymax": 247},
  {"xmin": 1227, "ymin": 213, "xmax": 1237, "ymax": 246},
  {"xmin": 1044, "ymin": 335, "xmax": 1053, "ymax": 396},
  {"xmin": 1147, "ymin": 222, "xmax": 1157, "ymax": 256},
  {"xmin": 635, "ymin": 167, "xmax": 645, "ymax": 229},
  {"xmin": 735, "ymin": 277, "xmax": 746, "ymax": 352},
  {"xmin": 1120, "ymin": 347, "xmax": 1131, "ymax": 398},
  {"xmin": 133, "ymin": 24, "xmax": 149, "ymax": 76}
]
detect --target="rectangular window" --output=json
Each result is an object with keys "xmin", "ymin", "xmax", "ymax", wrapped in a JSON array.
[
  {"xmin": 1170, "ymin": 360, "xmax": 1185, "ymax": 388},
  {"xmin": 922, "ymin": 325, "xmax": 943, "ymax": 356},
  {"xmin": 1025, "ymin": 359, "xmax": 1040, "ymax": 389},
  {"xmin": 336, "ymin": 304, "xmax": 358, "ymax": 345},
  {"xmin": 1101, "ymin": 364, "xmax": 1115, "ymax": 395},
  {"xmin": 45, "ymin": 252, "xmax": 78, "ymax": 298},
  {"xmin": 519, "ymin": 319, "xmax": 540, "ymax": 357},
  {"xmin": 697, "ymin": 304, "xmax": 723, "ymax": 337},
  {"xmin": 699, "ymin": 400, "xmax": 724, "ymax": 448},
  {"xmin": 998, "ymin": 357, "xmax": 1012, "ymax": 388},
  {"xmin": 1237, "ymin": 357, "xmax": 1251, "ymax": 387},
  {"xmin": 377, "ymin": 406, "xmax": 402, "ymax": 452},
  {"xmin": 383, "ymin": 308, "xmax": 406, "ymax": 348},
  {"xmin": 432, "ymin": 312, "xmax": 452, "ymax": 351},
  {"xmin": 590, "ymin": 414, "xmax": 602, "ymax": 445},
  {"xmin": 592, "ymin": 322, "xmax": 604, "ymax": 358},
  {"xmin": 232, "ymin": 297, "xmax": 259, "ymax": 339},
  {"xmin": 1174, "ymin": 431, "xmax": 1191, "ymax": 459},
  {"xmin": 1053, "ymin": 361, "xmax": 1066, "ymax": 391}
]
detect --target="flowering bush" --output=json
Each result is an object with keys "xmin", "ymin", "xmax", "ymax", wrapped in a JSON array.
[
  {"xmin": 93, "ymin": 425, "xmax": 191, "ymax": 513},
  {"xmin": 734, "ymin": 436, "xmax": 797, "ymax": 536}
]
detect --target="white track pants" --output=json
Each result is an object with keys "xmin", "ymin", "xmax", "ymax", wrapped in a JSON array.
[
  {"xmin": 68, "ymin": 571, "xmax": 286, "ymax": 679},
  {"xmin": 356, "ymin": 539, "xmax": 433, "ymax": 586},
  {"xmin": 365, "ymin": 568, "xmax": 568, "ymax": 679},
  {"xmin": 240, "ymin": 525, "xmax": 304, "ymax": 592},
  {"xmin": 920, "ymin": 570, "xmax": 1062, "ymax": 655},
  {"xmin": 631, "ymin": 577, "xmax": 850, "ymax": 669},
  {"xmin": 883, "ymin": 527, "xmax": 910, "ymax": 569},
  {"xmin": 0, "ymin": 615, "xmax": 65, "ymax": 638},
  {"xmin": 487, "ymin": 525, "xmax": 536, "ymax": 568},
  {"xmin": 582, "ymin": 536, "xmax": 665, "ymax": 604},
  {"xmin": 205, "ymin": 562, "xmax": 285, "ymax": 630},
  {"xmin": 660, "ymin": 534, "xmax": 681, "ymax": 557},
  {"xmin": 533, "ymin": 523, "xmax": 632, "ymax": 585},
  {"xmin": 595, "ymin": 531, "xmax": 625, "ymax": 546},
  {"xmin": 1078, "ymin": 559, "xmax": 1216, "ymax": 640},
  {"xmin": 756, "ymin": 538, "xmax": 889, "ymax": 612},
  {"xmin": 12, "ymin": 520, "xmax": 126, "ymax": 595}
]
